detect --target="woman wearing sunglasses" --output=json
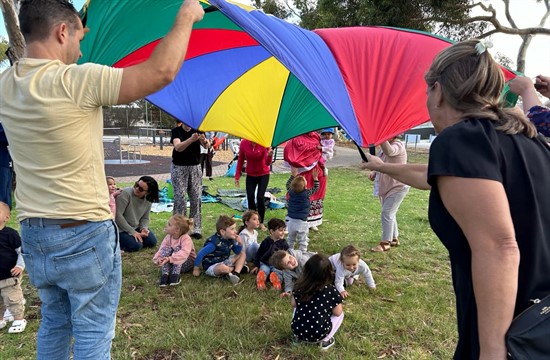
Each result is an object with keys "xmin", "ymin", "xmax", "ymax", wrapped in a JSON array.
[{"xmin": 115, "ymin": 176, "xmax": 160, "ymax": 252}]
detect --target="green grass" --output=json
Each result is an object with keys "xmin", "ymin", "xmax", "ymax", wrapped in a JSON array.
[{"xmin": 1, "ymin": 156, "xmax": 457, "ymax": 359}]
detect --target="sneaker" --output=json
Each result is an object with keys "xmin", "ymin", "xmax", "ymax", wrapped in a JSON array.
[
  {"xmin": 310, "ymin": 226, "xmax": 319, "ymax": 232},
  {"xmin": 190, "ymin": 233, "xmax": 203, "ymax": 240},
  {"xmin": 269, "ymin": 272, "xmax": 282, "ymax": 291},
  {"xmin": 240, "ymin": 264, "xmax": 249, "ymax": 274},
  {"xmin": 8, "ymin": 319, "xmax": 27, "ymax": 334},
  {"xmin": 169, "ymin": 274, "xmax": 181, "ymax": 286},
  {"xmin": 319, "ymin": 337, "xmax": 335, "ymax": 350},
  {"xmin": 256, "ymin": 270, "xmax": 267, "ymax": 290},
  {"xmin": 225, "ymin": 272, "xmax": 240, "ymax": 285},
  {"xmin": 159, "ymin": 274, "xmax": 169, "ymax": 287}
]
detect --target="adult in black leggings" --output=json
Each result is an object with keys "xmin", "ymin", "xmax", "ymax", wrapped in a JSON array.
[{"xmin": 234, "ymin": 139, "xmax": 273, "ymax": 230}]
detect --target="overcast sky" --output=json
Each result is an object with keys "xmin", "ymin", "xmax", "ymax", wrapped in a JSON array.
[{"xmin": 1, "ymin": 0, "xmax": 548, "ymax": 76}]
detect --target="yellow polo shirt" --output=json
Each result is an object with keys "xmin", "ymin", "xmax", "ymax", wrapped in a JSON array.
[{"xmin": 0, "ymin": 59, "xmax": 123, "ymax": 221}]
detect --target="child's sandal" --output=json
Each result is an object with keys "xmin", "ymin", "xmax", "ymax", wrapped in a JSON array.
[
  {"xmin": 370, "ymin": 242, "xmax": 391, "ymax": 252},
  {"xmin": 8, "ymin": 319, "xmax": 27, "ymax": 333}
]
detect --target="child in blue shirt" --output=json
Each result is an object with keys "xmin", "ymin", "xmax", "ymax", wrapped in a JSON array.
[
  {"xmin": 193, "ymin": 215, "xmax": 247, "ymax": 285},
  {"xmin": 286, "ymin": 167, "xmax": 319, "ymax": 251}
]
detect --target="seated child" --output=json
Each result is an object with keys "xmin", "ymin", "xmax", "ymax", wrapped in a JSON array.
[
  {"xmin": 153, "ymin": 215, "xmax": 196, "ymax": 287},
  {"xmin": 254, "ymin": 218, "xmax": 288, "ymax": 291},
  {"xmin": 238, "ymin": 210, "xmax": 260, "ymax": 263},
  {"xmin": 0, "ymin": 202, "xmax": 26, "ymax": 333},
  {"xmin": 193, "ymin": 215, "xmax": 247, "ymax": 285},
  {"xmin": 329, "ymin": 245, "xmax": 376, "ymax": 298},
  {"xmin": 291, "ymin": 254, "xmax": 344, "ymax": 350},
  {"xmin": 269, "ymin": 248, "xmax": 316, "ymax": 297},
  {"xmin": 286, "ymin": 167, "xmax": 319, "ymax": 251}
]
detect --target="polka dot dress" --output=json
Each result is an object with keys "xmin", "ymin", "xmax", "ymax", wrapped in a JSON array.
[{"xmin": 291, "ymin": 284, "xmax": 343, "ymax": 342}]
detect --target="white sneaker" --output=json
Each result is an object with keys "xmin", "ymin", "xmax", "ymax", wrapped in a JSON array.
[
  {"xmin": 225, "ymin": 273, "xmax": 240, "ymax": 285},
  {"xmin": 310, "ymin": 226, "xmax": 319, "ymax": 232},
  {"xmin": 8, "ymin": 319, "xmax": 27, "ymax": 333}
]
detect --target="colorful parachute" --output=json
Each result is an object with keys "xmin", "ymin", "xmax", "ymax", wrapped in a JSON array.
[{"xmin": 79, "ymin": 0, "xmax": 518, "ymax": 147}]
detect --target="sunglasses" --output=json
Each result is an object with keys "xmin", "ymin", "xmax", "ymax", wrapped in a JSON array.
[{"xmin": 134, "ymin": 182, "xmax": 148, "ymax": 193}]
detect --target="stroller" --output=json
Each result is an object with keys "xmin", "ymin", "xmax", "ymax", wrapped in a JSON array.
[{"xmin": 225, "ymin": 139, "xmax": 241, "ymax": 177}]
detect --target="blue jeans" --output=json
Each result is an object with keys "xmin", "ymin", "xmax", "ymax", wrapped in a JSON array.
[
  {"xmin": 259, "ymin": 262, "xmax": 282, "ymax": 280},
  {"xmin": 245, "ymin": 242, "xmax": 259, "ymax": 262},
  {"xmin": 118, "ymin": 229, "xmax": 157, "ymax": 252},
  {"xmin": 20, "ymin": 219, "xmax": 121, "ymax": 360}
]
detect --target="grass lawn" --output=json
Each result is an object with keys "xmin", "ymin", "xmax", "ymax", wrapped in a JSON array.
[{"xmin": 1, "ymin": 154, "xmax": 458, "ymax": 359}]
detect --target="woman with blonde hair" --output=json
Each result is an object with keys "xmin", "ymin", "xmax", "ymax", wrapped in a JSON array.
[{"xmin": 362, "ymin": 39, "xmax": 550, "ymax": 358}]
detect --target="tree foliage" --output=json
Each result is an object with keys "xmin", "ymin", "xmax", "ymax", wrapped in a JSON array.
[
  {"xmin": 0, "ymin": 37, "xmax": 9, "ymax": 66},
  {"xmin": 255, "ymin": 0, "xmax": 549, "ymax": 73}
]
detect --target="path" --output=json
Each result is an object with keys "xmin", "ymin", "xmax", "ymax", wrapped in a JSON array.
[{"xmin": 111, "ymin": 143, "xmax": 430, "ymax": 183}]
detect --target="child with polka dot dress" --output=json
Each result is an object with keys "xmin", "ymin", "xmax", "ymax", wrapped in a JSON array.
[{"xmin": 290, "ymin": 254, "xmax": 344, "ymax": 350}]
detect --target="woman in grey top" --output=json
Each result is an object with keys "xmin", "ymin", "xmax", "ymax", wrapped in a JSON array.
[{"xmin": 116, "ymin": 176, "xmax": 160, "ymax": 252}]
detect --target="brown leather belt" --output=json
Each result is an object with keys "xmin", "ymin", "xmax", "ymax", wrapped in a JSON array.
[{"xmin": 22, "ymin": 218, "xmax": 89, "ymax": 229}]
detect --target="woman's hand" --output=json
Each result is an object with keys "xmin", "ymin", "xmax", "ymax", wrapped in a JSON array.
[
  {"xmin": 132, "ymin": 231, "xmax": 143, "ymax": 243},
  {"xmin": 234, "ymin": 179, "xmax": 240, "ymax": 188},
  {"xmin": 535, "ymin": 75, "xmax": 550, "ymax": 98},
  {"xmin": 360, "ymin": 153, "xmax": 384, "ymax": 171}
]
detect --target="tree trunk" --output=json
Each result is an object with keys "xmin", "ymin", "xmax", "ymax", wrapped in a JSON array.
[{"xmin": 0, "ymin": 0, "xmax": 25, "ymax": 64}]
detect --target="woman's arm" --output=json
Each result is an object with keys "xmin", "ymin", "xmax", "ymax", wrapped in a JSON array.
[
  {"xmin": 437, "ymin": 176, "xmax": 518, "ymax": 360},
  {"xmin": 139, "ymin": 202, "xmax": 152, "ymax": 231},
  {"xmin": 360, "ymin": 153, "xmax": 430, "ymax": 190},
  {"xmin": 509, "ymin": 76, "xmax": 543, "ymax": 111},
  {"xmin": 114, "ymin": 191, "xmax": 136, "ymax": 234}
]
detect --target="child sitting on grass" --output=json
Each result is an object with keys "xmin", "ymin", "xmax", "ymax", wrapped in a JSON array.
[
  {"xmin": 329, "ymin": 245, "xmax": 376, "ymax": 298},
  {"xmin": 238, "ymin": 210, "xmax": 260, "ymax": 263},
  {"xmin": 291, "ymin": 254, "xmax": 344, "ymax": 350},
  {"xmin": 153, "ymin": 215, "xmax": 196, "ymax": 287},
  {"xmin": 193, "ymin": 215, "xmax": 247, "ymax": 285},
  {"xmin": 253, "ymin": 218, "xmax": 288, "ymax": 291},
  {"xmin": 270, "ymin": 249, "xmax": 316, "ymax": 298},
  {"xmin": 0, "ymin": 202, "xmax": 26, "ymax": 333},
  {"xmin": 286, "ymin": 167, "xmax": 319, "ymax": 251}
]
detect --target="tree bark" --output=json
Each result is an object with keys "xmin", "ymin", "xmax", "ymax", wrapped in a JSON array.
[{"xmin": 0, "ymin": 0, "xmax": 25, "ymax": 64}]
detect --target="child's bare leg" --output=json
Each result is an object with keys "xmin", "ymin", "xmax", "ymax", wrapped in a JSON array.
[
  {"xmin": 232, "ymin": 252, "xmax": 246, "ymax": 273},
  {"xmin": 213, "ymin": 264, "xmax": 233, "ymax": 276}
]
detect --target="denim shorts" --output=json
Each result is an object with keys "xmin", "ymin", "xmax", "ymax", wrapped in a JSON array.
[{"xmin": 20, "ymin": 219, "xmax": 121, "ymax": 360}]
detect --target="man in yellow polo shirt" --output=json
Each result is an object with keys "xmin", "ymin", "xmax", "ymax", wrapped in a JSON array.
[{"xmin": 0, "ymin": 0, "xmax": 204, "ymax": 359}]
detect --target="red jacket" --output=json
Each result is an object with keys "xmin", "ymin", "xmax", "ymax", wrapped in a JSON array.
[{"xmin": 235, "ymin": 139, "xmax": 272, "ymax": 180}]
